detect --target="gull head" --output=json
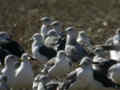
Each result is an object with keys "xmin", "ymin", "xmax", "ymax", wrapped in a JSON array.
[
  {"xmin": 40, "ymin": 16, "xmax": 51, "ymax": 25},
  {"xmin": 50, "ymin": 20, "xmax": 62, "ymax": 28},
  {"xmin": 0, "ymin": 32, "xmax": 10, "ymax": 41},
  {"xmin": 21, "ymin": 53, "xmax": 31, "ymax": 62},
  {"xmin": 77, "ymin": 31, "xmax": 88, "ymax": 43},
  {"xmin": 94, "ymin": 46, "xmax": 105, "ymax": 56},
  {"xmin": 65, "ymin": 26, "xmax": 74, "ymax": 34},
  {"xmin": 47, "ymin": 30, "xmax": 58, "ymax": 37},
  {"xmin": 4, "ymin": 55, "xmax": 18, "ymax": 66},
  {"xmin": 57, "ymin": 50, "xmax": 66, "ymax": 60},
  {"xmin": 31, "ymin": 33, "xmax": 42, "ymax": 41},
  {"xmin": 79, "ymin": 56, "xmax": 91, "ymax": 67},
  {"xmin": 78, "ymin": 31, "xmax": 87, "ymax": 38},
  {"xmin": 65, "ymin": 26, "xmax": 77, "ymax": 37},
  {"xmin": 50, "ymin": 20, "xmax": 63, "ymax": 33}
]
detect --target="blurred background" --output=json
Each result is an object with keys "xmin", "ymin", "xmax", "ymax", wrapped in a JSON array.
[{"xmin": 1, "ymin": 0, "xmax": 120, "ymax": 52}]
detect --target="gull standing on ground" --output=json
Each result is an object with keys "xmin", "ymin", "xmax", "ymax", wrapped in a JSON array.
[
  {"xmin": 59, "ymin": 57, "xmax": 94, "ymax": 90},
  {"xmin": 1, "ymin": 55, "xmax": 18, "ymax": 88},
  {"xmin": 14, "ymin": 53, "xmax": 34, "ymax": 90},
  {"xmin": 42, "ymin": 50, "xmax": 72, "ymax": 79},
  {"xmin": 31, "ymin": 33, "xmax": 57, "ymax": 64},
  {"xmin": 104, "ymin": 28, "xmax": 120, "ymax": 61},
  {"xmin": 92, "ymin": 47, "xmax": 119, "ymax": 88},
  {"xmin": 65, "ymin": 27, "xmax": 88, "ymax": 62},
  {"xmin": 40, "ymin": 16, "xmax": 52, "ymax": 40}
]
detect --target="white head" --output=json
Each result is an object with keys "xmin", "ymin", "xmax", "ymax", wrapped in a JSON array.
[
  {"xmin": 40, "ymin": 16, "xmax": 51, "ymax": 25},
  {"xmin": 94, "ymin": 47, "xmax": 105, "ymax": 57},
  {"xmin": 50, "ymin": 20, "xmax": 62, "ymax": 32},
  {"xmin": 47, "ymin": 30, "xmax": 58, "ymax": 37},
  {"xmin": 0, "ymin": 32, "xmax": 10, "ymax": 41},
  {"xmin": 21, "ymin": 53, "xmax": 31, "ymax": 62},
  {"xmin": 4, "ymin": 55, "xmax": 18, "ymax": 67},
  {"xmin": 77, "ymin": 31, "xmax": 88, "ymax": 43},
  {"xmin": 78, "ymin": 31, "xmax": 87, "ymax": 38},
  {"xmin": 32, "ymin": 33, "xmax": 42, "ymax": 41},
  {"xmin": 57, "ymin": 50, "xmax": 66, "ymax": 60},
  {"xmin": 79, "ymin": 57, "xmax": 91, "ymax": 67},
  {"xmin": 65, "ymin": 26, "xmax": 75, "ymax": 35}
]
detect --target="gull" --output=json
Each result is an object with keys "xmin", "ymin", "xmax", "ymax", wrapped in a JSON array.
[
  {"xmin": 0, "ymin": 32, "xmax": 24, "ymax": 65},
  {"xmin": 14, "ymin": 53, "xmax": 34, "ymax": 89},
  {"xmin": 103, "ymin": 28, "xmax": 120, "ymax": 61},
  {"xmin": 77, "ymin": 30, "xmax": 94, "ymax": 52},
  {"xmin": 44, "ymin": 29, "xmax": 66, "ymax": 51},
  {"xmin": 60, "ymin": 57, "xmax": 119, "ymax": 90},
  {"xmin": 59, "ymin": 57, "xmax": 94, "ymax": 90},
  {"xmin": 42, "ymin": 50, "xmax": 72, "ymax": 79},
  {"xmin": 40, "ymin": 16, "xmax": 52, "ymax": 39},
  {"xmin": 50, "ymin": 20, "xmax": 63, "ymax": 35},
  {"xmin": 108, "ymin": 63, "xmax": 120, "ymax": 85},
  {"xmin": 92, "ymin": 47, "xmax": 109, "ymax": 63},
  {"xmin": 44, "ymin": 30, "xmax": 59, "ymax": 50},
  {"xmin": 65, "ymin": 27, "xmax": 88, "ymax": 62},
  {"xmin": 31, "ymin": 33, "xmax": 57, "ymax": 64},
  {"xmin": 92, "ymin": 47, "xmax": 119, "ymax": 88},
  {"xmin": 1, "ymin": 55, "xmax": 18, "ymax": 88},
  {"xmin": 50, "ymin": 20, "xmax": 66, "ymax": 51}
]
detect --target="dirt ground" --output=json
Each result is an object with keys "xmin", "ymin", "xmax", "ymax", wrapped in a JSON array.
[{"xmin": 0, "ymin": 0, "xmax": 120, "ymax": 52}]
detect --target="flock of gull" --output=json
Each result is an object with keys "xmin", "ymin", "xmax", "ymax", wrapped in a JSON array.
[{"xmin": 1, "ymin": 16, "xmax": 120, "ymax": 90}]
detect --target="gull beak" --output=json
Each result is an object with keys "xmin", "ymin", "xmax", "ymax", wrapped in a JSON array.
[
  {"xmin": 30, "ymin": 38, "xmax": 32, "ymax": 41},
  {"xmin": 29, "ymin": 37, "xmax": 33, "ymax": 41},
  {"xmin": 19, "ymin": 59, "xmax": 23, "ymax": 62},
  {"xmin": 27, "ymin": 56, "xmax": 36, "ymax": 61},
  {"xmin": 28, "ymin": 56, "xmax": 41, "ymax": 65},
  {"xmin": 78, "ymin": 63, "xmax": 82, "ymax": 67}
]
